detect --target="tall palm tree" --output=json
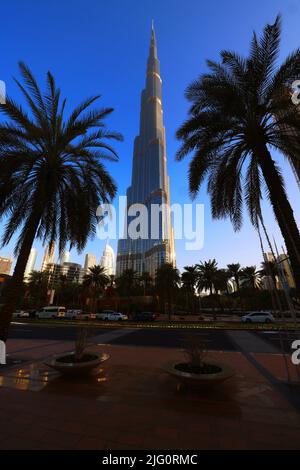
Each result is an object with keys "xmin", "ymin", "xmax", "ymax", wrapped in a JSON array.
[
  {"xmin": 155, "ymin": 263, "xmax": 180, "ymax": 319},
  {"xmin": 176, "ymin": 16, "xmax": 300, "ymax": 290},
  {"xmin": 196, "ymin": 259, "xmax": 218, "ymax": 295},
  {"xmin": 241, "ymin": 266, "xmax": 262, "ymax": 289},
  {"xmin": 0, "ymin": 63, "xmax": 122, "ymax": 339},
  {"xmin": 227, "ymin": 263, "xmax": 243, "ymax": 291},
  {"xmin": 83, "ymin": 265, "xmax": 109, "ymax": 313}
]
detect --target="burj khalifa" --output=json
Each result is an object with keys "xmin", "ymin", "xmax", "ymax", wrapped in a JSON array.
[{"xmin": 116, "ymin": 25, "xmax": 176, "ymax": 277}]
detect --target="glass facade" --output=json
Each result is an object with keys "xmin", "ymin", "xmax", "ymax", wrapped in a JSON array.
[{"xmin": 116, "ymin": 26, "xmax": 176, "ymax": 278}]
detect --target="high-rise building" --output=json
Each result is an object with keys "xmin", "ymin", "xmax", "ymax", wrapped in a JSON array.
[
  {"xmin": 84, "ymin": 253, "xmax": 97, "ymax": 273},
  {"xmin": 261, "ymin": 251, "xmax": 296, "ymax": 290},
  {"xmin": 100, "ymin": 240, "xmax": 115, "ymax": 276},
  {"xmin": 116, "ymin": 25, "xmax": 176, "ymax": 277},
  {"xmin": 0, "ymin": 256, "xmax": 13, "ymax": 275},
  {"xmin": 277, "ymin": 253, "xmax": 296, "ymax": 289},
  {"xmin": 46, "ymin": 262, "xmax": 84, "ymax": 285},
  {"xmin": 41, "ymin": 243, "xmax": 56, "ymax": 271},
  {"xmin": 24, "ymin": 248, "xmax": 37, "ymax": 281},
  {"xmin": 60, "ymin": 251, "xmax": 70, "ymax": 264}
]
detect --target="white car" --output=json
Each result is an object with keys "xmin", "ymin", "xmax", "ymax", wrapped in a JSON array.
[
  {"xmin": 95, "ymin": 310, "xmax": 128, "ymax": 321},
  {"xmin": 107, "ymin": 312, "xmax": 128, "ymax": 321},
  {"xmin": 65, "ymin": 309, "xmax": 91, "ymax": 320},
  {"xmin": 94, "ymin": 310, "xmax": 115, "ymax": 320},
  {"xmin": 12, "ymin": 310, "xmax": 29, "ymax": 318},
  {"xmin": 241, "ymin": 311, "xmax": 275, "ymax": 323}
]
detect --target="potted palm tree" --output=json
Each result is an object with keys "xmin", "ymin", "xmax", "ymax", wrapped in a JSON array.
[
  {"xmin": 164, "ymin": 335, "xmax": 234, "ymax": 388},
  {"xmin": 45, "ymin": 328, "xmax": 109, "ymax": 376}
]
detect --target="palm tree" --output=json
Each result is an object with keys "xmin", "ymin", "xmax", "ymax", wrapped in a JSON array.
[
  {"xmin": 176, "ymin": 16, "xmax": 300, "ymax": 291},
  {"xmin": 260, "ymin": 260, "xmax": 281, "ymax": 290},
  {"xmin": 116, "ymin": 269, "xmax": 138, "ymax": 296},
  {"xmin": 139, "ymin": 271, "xmax": 152, "ymax": 296},
  {"xmin": 155, "ymin": 263, "xmax": 180, "ymax": 319},
  {"xmin": 26, "ymin": 270, "xmax": 49, "ymax": 308},
  {"xmin": 181, "ymin": 265, "xmax": 198, "ymax": 312},
  {"xmin": 83, "ymin": 265, "xmax": 109, "ymax": 313},
  {"xmin": 227, "ymin": 263, "xmax": 242, "ymax": 291},
  {"xmin": 196, "ymin": 259, "xmax": 218, "ymax": 295},
  {"xmin": 241, "ymin": 266, "xmax": 262, "ymax": 289},
  {"xmin": 0, "ymin": 63, "xmax": 122, "ymax": 340},
  {"xmin": 214, "ymin": 269, "xmax": 231, "ymax": 294}
]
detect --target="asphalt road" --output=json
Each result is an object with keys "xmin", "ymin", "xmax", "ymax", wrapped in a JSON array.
[{"xmin": 8, "ymin": 321, "xmax": 300, "ymax": 353}]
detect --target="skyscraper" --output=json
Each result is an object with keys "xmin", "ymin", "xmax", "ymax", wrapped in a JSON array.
[
  {"xmin": 84, "ymin": 253, "xmax": 97, "ymax": 273},
  {"xmin": 24, "ymin": 248, "xmax": 37, "ymax": 281},
  {"xmin": 60, "ymin": 251, "xmax": 70, "ymax": 264},
  {"xmin": 41, "ymin": 243, "xmax": 56, "ymax": 271},
  {"xmin": 117, "ymin": 25, "xmax": 175, "ymax": 278},
  {"xmin": 100, "ymin": 240, "xmax": 115, "ymax": 276}
]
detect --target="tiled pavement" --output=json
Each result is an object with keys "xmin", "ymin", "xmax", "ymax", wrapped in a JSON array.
[{"xmin": 0, "ymin": 339, "xmax": 300, "ymax": 450}]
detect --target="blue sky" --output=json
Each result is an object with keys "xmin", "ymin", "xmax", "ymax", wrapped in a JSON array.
[{"xmin": 0, "ymin": 0, "xmax": 299, "ymax": 272}]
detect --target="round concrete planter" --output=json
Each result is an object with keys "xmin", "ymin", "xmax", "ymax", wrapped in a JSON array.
[
  {"xmin": 164, "ymin": 360, "xmax": 234, "ymax": 388},
  {"xmin": 45, "ymin": 352, "xmax": 110, "ymax": 377}
]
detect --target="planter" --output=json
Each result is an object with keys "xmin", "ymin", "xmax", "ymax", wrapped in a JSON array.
[
  {"xmin": 45, "ymin": 352, "xmax": 110, "ymax": 377},
  {"xmin": 164, "ymin": 360, "xmax": 234, "ymax": 388}
]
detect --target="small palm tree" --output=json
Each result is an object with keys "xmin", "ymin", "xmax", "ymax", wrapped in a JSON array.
[
  {"xmin": 181, "ymin": 265, "xmax": 198, "ymax": 312},
  {"xmin": 260, "ymin": 260, "xmax": 281, "ymax": 290},
  {"xmin": 241, "ymin": 266, "xmax": 262, "ymax": 289},
  {"xmin": 214, "ymin": 269, "xmax": 231, "ymax": 294},
  {"xmin": 176, "ymin": 16, "xmax": 300, "ymax": 291},
  {"xmin": 155, "ymin": 263, "xmax": 180, "ymax": 319},
  {"xmin": 0, "ymin": 63, "xmax": 122, "ymax": 339},
  {"xmin": 83, "ymin": 265, "xmax": 109, "ymax": 313},
  {"xmin": 227, "ymin": 263, "xmax": 242, "ymax": 291},
  {"xmin": 196, "ymin": 259, "xmax": 219, "ymax": 295},
  {"xmin": 139, "ymin": 271, "xmax": 152, "ymax": 296},
  {"xmin": 116, "ymin": 269, "xmax": 138, "ymax": 295},
  {"xmin": 26, "ymin": 270, "xmax": 49, "ymax": 307}
]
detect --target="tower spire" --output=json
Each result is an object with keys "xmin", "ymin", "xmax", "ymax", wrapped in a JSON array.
[{"xmin": 148, "ymin": 20, "xmax": 157, "ymax": 66}]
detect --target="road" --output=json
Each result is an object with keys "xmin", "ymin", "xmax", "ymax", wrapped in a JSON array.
[{"xmin": 8, "ymin": 321, "xmax": 300, "ymax": 353}]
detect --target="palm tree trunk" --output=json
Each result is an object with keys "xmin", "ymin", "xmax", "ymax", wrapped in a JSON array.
[
  {"xmin": 259, "ymin": 147, "xmax": 300, "ymax": 291},
  {"xmin": 0, "ymin": 210, "xmax": 41, "ymax": 341}
]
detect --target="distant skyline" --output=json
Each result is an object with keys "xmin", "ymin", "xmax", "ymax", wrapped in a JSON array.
[{"xmin": 0, "ymin": 0, "xmax": 299, "ymax": 273}]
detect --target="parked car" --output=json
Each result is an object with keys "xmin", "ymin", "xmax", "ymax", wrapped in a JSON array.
[
  {"xmin": 107, "ymin": 312, "xmax": 128, "ymax": 321},
  {"xmin": 95, "ymin": 310, "xmax": 128, "ymax": 321},
  {"xmin": 12, "ymin": 310, "xmax": 29, "ymax": 319},
  {"xmin": 36, "ymin": 306, "xmax": 65, "ymax": 319},
  {"xmin": 65, "ymin": 309, "xmax": 91, "ymax": 320},
  {"xmin": 133, "ymin": 311, "xmax": 156, "ymax": 322},
  {"xmin": 241, "ymin": 311, "xmax": 275, "ymax": 323},
  {"xmin": 95, "ymin": 310, "xmax": 115, "ymax": 320}
]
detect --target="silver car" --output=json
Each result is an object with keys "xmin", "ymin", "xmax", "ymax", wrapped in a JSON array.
[{"xmin": 241, "ymin": 311, "xmax": 275, "ymax": 323}]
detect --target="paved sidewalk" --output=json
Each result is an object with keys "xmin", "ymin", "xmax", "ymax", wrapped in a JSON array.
[{"xmin": 0, "ymin": 339, "xmax": 299, "ymax": 450}]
